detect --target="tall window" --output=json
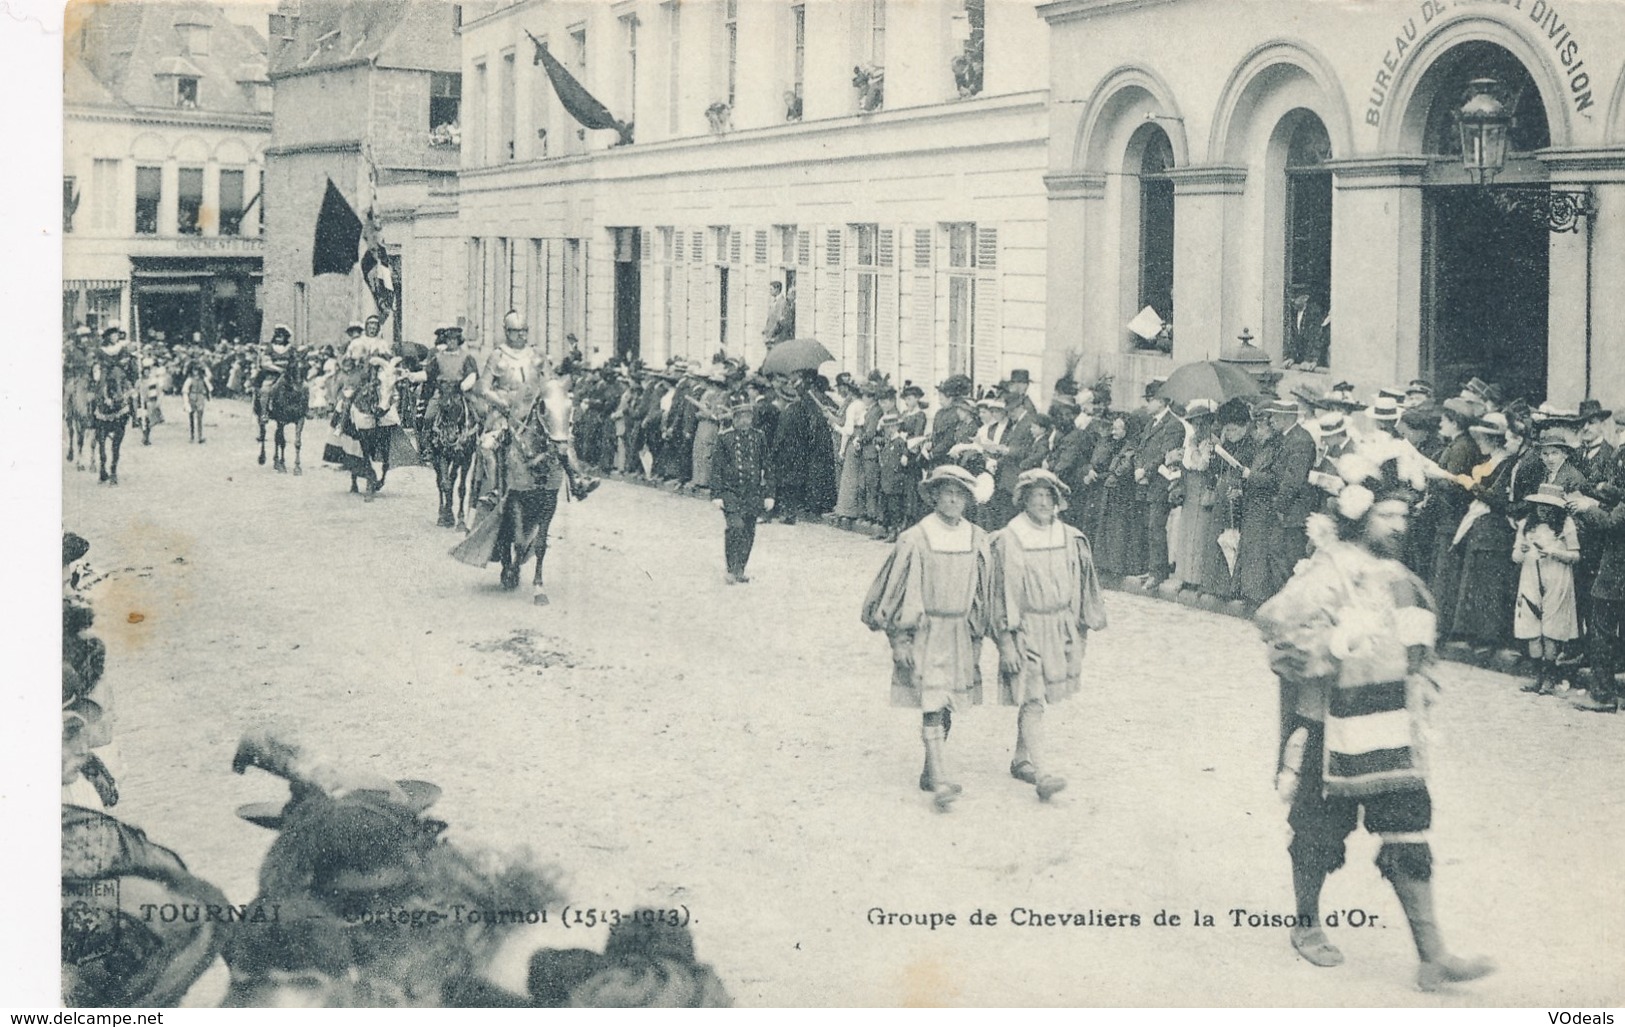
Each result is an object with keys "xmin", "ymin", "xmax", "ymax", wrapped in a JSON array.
[
  {"xmin": 134, "ymin": 166, "xmax": 160, "ymax": 235},
  {"xmin": 429, "ymin": 72, "xmax": 461, "ymax": 136},
  {"xmin": 570, "ymin": 27, "xmax": 588, "ymax": 152},
  {"xmin": 529, "ymin": 38, "xmax": 551, "ymax": 157},
  {"xmin": 792, "ymin": 4, "xmax": 805, "ymax": 106},
  {"xmin": 1136, "ymin": 130, "xmax": 1175, "ymax": 350},
  {"xmin": 951, "ymin": 0, "xmax": 984, "ymax": 98},
  {"xmin": 218, "ymin": 169, "xmax": 245, "ymax": 236},
  {"xmin": 177, "ymin": 168, "xmax": 203, "ymax": 234},
  {"xmin": 945, "ymin": 223, "xmax": 975, "ymax": 376},
  {"xmin": 92, "ymin": 159, "xmax": 117, "ymax": 230},
  {"xmin": 713, "ymin": 226, "xmax": 731, "ymax": 345},
  {"xmin": 664, "ymin": 1, "xmax": 680, "ymax": 134},
  {"xmin": 724, "ymin": 0, "xmax": 738, "ymax": 108},
  {"xmin": 63, "ymin": 177, "xmax": 77, "ymax": 233},
  {"xmin": 853, "ymin": 224, "xmax": 879, "ymax": 374},
  {"xmin": 1284, "ymin": 116, "xmax": 1333, "ymax": 368},
  {"xmin": 621, "ymin": 13, "xmax": 638, "ymax": 126},
  {"xmin": 471, "ymin": 61, "xmax": 487, "ymax": 164},
  {"xmin": 564, "ymin": 238, "xmax": 583, "ymax": 341},
  {"xmin": 865, "ymin": 0, "xmax": 886, "ymax": 67},
  {"xmin": 176, "ymin": 76, "xmax": 199, "ymax": 108},
  {"xmin": 500, "ymin": 51, "xmax": 516, "ymax": 161}
]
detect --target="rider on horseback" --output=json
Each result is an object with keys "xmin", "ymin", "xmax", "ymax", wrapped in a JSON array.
[
  {"xmin": 421, "ymin": 325, "xmax": 482, "ymax": 528},
  {"xmin": 251, "ymin": 325, "xmax": 295, "ymax": 395}
]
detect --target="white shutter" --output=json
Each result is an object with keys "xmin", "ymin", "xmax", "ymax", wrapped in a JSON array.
[
  {"xmin": 727, "ymin": 265, "xmax": 746, "ymax": 362},
  {"xmin": 687, "ymin": 258, "xmax": 707, "ymax": 360},
  {"xmin": 669, "ymin": 257, "xmax": 688, "ymax": 360},
  {"xmin": 899, "ymin": 225, "xmax": 934, "ymax": 388},
  {"xmin": 754, "ymin": 229, "xmax": 768, "ymax": 265},
  {"xmin": 973, "ymin": 274, "xmax": 1000, "ymax": 391},
  {"xmin": 816, "ymin": 228, "xmax": 843, "ymax": 355},
  {"xmin": 877, "ymin": 229, "xmax": 898, "ymax": 380}
]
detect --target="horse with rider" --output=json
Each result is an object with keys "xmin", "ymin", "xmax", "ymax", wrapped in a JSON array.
[
  {"xmin": 89, "ymin": 326, "xmax": 139, "ymax": 485},
  {"xmin": 452, "ymin": 311, "xmax": 599, "ymax": 604},
  {"xmin": 63, "ymin": 324, "xmax": 98, "ymax": 471}
]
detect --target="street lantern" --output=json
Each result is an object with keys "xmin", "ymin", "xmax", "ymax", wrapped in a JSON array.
[{"xmin": 1456, "ymin": 78, "xmax": 1510, "ymax": 186}]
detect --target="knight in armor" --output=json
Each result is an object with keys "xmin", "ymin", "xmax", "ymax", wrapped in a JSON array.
[{"xmin": 251, "ymin": 325, "xmax": 295, "ymax": 393}]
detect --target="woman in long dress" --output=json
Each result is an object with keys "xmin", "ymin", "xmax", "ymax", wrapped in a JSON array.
[
  {"xmin": 990, "ymin": 469, "xmax": 1108, "ymax": 802},
  {"xmin": 1171, "ymin": 402, "xmax": 1218, "ymax": 590},
  {"xmin": 1096, "ymin": 416, "xmax": 1145, "ymax": 577},
  {"xmin": 862, "ymin": 465, "xmax": 993, "ymax": 812},
  {"xmin": 688, "ymin": 379, "xmax": 726, "ymax": 490},
  {"xmin": 833, "ymin": 381, "xmax": 870, "ymax": 521},
  {"xmin": 1200, "ymin": 404, "xmax": 1255, "ymax": 599}
]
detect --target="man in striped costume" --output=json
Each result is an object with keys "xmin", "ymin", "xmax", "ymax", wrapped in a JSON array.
[{"xmin": 1256, "ymin": 453, "xmax": 1494, "ymax": 993}]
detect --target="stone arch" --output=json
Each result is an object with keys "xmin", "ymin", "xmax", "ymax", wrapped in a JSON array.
[
  {"xmin": 170, "ymin": 135, "xmax": 211, "ymax": 162},
  {"xmin": 1071, "ymin": 64, "xmax": 1189, "ymax": 172},
  {"xmin": 129, "ymin": 132, "xmax": 168, "ymax": 162},
  {"xmin": 1208, "ymin": 40, "xmax": 1353, "ymax": 165},
  {"xmin": 1609, "ymin": 60, "xmax": 1625, "ymax": 143},
  {"xmin": 1381, "ymin": 11, "xmax": 1574, "ymax": 153},
  {"xmin": 212, "ymin": 137, "xmax": 254, "ymax": 165}
]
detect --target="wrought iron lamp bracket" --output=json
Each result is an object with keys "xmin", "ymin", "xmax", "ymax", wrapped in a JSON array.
[{"xmin": 1484, "ymin": 184, "xmax": 1596, "ymax": 233}]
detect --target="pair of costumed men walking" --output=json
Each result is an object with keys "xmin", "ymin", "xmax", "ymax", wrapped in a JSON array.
[{"xmin": 867, "ymin": 453, "xmax": 1493, "ymax": 992}]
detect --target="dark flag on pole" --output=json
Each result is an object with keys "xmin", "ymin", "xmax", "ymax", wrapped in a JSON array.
[
  {"xmin": 312, "ymin": 178, "xmax": 363, "ymax": 276},
  {"xmin": 527, "ymin": 30, "xmax": 633, "ymax": 145}
]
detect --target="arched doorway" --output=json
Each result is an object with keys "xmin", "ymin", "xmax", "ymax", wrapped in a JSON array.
[{"xmin": 1415, "ymin": 41, "xmax": 1552, "ymax": 403}]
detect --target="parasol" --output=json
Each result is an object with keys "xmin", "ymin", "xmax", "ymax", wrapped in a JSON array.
[
  {"xmin": 1158, "ymin": 360, "xmax": 1261, "ymax": 407},
  {"xmin": 759, "ymin": 337, "xmax": 835, "ymax": 376},
  {"xmin": 1217, "ymin": 526, "xmax": 1241, "ymax": 575}
]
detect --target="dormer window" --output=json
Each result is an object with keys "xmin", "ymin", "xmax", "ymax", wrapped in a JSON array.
[
  {"xmin": 177, "ymin": 76, "xmax": 199, "ymax": 108},
  {"xmin": 177, "ymin": 22, "xmax": 209, "ymax": 56}
]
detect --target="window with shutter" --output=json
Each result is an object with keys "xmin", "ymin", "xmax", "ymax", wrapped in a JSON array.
[
  {"xmin": 904, "ymin": 265, "xmax": 934, "ymax": 384},
  {"xmin": 973, "ymin": 273, "xmax": 1000, "ymax": 389},
  {"xmin": 687, "ymin": 261, "xmax": 707, "ymax": 357},
  {"xmin": 878, "ymin": 228, "xmax": 894, "ymax": 269},
  {"xmin": 914, "ymin": 228, "xmax": 932, "ymax": 269},
  {"xmin": 669, "ymin": 259, "xmax": 687, "ymax": 357},
  {"xmin": 691, "ymin": 231, "xmax": 704, "ymax": 263},
  {"xmin": 826, "ymin": 228, "xmax": 842, "ymax": 266},
  {"xmin": 876, "ymin": 265, "xmax": 898, "ymax": 380},
  {"xmin": 546, "ymin": 240, "xmax": 565, "ymax": 351},
  {"xmin": 730, "ymin": 230, "xmax": 741, "ymax": 265},
  {"xmin": 797, "ymin": 230, "xmax": 811, "ymax": 267},
  {"xmin": 755, "ymin": 229, "xmax": 768, "ymax": 265},
  {"xmin": 976, "ymin": 226, "xmax": 998, "ymax": 270},
  {"xmin": 674, "ymin": 230, "xmax": 685, "ymax": 262}
]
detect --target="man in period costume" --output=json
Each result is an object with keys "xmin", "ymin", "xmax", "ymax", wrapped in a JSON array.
[
  {"xmin": 711, "ymin": 399, "xmax": 773, "ymax": 583},
  {"xmin": 862, "ymin": 465, "xmax": 993, "ymax": 813},
  {"xmin": 990, "ymin": 469, "xmax": 1108, "ymax": 803},
  {"xmin": 1256, "ymin": 453, "xmax": 1495, "ymax": 992},
  {"xmin": 343, "ymin": 314, "xmax": 391, "ymax": 363},
  {"xmin": 473, "ymin": 310, "xmax": 548, "ymax": 508}
]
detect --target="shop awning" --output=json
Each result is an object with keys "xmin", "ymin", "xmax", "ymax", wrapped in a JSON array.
[
  {"xmin": 63, "ymin": 279, "xmax": 126, "ymax": 291},
  {"xmin": 135, "ymin": 282, "xmax": 203, "ymax": 295},
  {"xmin": 133, "ymin": 269, "xmax": 213, "ymax": 280}
]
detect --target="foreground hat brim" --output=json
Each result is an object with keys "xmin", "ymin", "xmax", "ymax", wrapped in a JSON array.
[{"xmin": 236, "ymin": 779, "xmax": 441, "ymax": 830}]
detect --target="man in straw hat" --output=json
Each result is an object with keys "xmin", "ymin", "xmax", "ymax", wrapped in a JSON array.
[
  {"xmin": 862, "ymin": 465, "xmax": 993, "ymax": 812},
  {"xmin": 1256, "ymin": 452, "xmax": 1494, "ymax": 992},
  {"xmin": 710, "ymin": 398, "xmax": 773, "ymax": 583},
  {"xmin": 990, "ymin": 469, "xmax": 1107, "ymax": 802}
]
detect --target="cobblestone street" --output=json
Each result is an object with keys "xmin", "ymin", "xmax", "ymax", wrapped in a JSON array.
[{"xmin": 63, "ymin": 402, "xmax": 1625, "ymax": 1007}]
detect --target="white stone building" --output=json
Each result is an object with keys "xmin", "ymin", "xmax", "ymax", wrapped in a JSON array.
[
  {"xmin": 63, "ymin": 1, "xmax": 272, "ymax": 345},
  {"xmin": 383, "ymin": 0, "xmax": 1050, "ymax": 395},
  {"xmin": 1040, "ymin": 0, "xmax": 1625, "ymax": 409}
]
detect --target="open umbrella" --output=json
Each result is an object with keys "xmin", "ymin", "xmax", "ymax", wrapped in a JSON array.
[
  {"xmin": 759, "ymin": 338, "xmax": 835, "ymax": 376},
  {"xmin": 1158, "ymin": 360, "xmax": 1260, "ymax": 407}
]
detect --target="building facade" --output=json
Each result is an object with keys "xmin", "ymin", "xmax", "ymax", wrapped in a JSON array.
[
  {"xmin": 64, "ymin": 1, "xmax": 272, "ymax": 345},
  {"xmin": 373, "ymin": 0, "xmax": 1048, "ymax": 395},
  {"xmin": 1041, "ymin": 0, "xmax": 1625, "ymax": 409},
  {"xmin": 261, "ymin": 0, "xmax": 475, "ymax": 350}
]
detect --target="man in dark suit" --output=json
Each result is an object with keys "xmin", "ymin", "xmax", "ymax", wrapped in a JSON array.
[
  {"xmin": 1002, "ymin": 368, "xmax": 1040, "ymax": 425},
  {"xmin": 1568, "ymin": 478, "xmax": 1625, "ymax": 713},
  {"xmin": 987, "ymin": 379, "xmax": 1048, "ymax": 528},
  {"xmin": 1133, "ymin": 380, "xmax": 1185, "ymax": 586},
  {"xmin": 928, "ymin": 374, "xmax": 978, "ymax": 468},
  {"xmin": 712, "ymin": 400, "xmax": 772, "ymax": 583},
  {"xmin": 1284, "ymin": 282, "xmax": 1328, "ymax": 371},
  {"xmin": 1270, "ymin": 398, "xmax": 1320, "ymax": 589}
]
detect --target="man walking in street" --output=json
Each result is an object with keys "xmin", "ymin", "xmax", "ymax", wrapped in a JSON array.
[
  {"xmin": 1256, "ymin": 453, "xmax": 1494, "ymax": 992},
  {"xmin": 712, "ymin": 399, "xmax": 773, "ymax": 583}
]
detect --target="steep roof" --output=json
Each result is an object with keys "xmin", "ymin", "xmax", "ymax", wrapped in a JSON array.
[
  {"xmin": 66, "ymin": 1, "xmax": 272, "ymax": 117},
  {"xmin": 267, "ymin": 0, "xmax": 462, "ymax": 78}
]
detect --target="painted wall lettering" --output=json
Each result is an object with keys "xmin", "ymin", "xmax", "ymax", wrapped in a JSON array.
[{"xmin": 1364, "ymin": 0, "xmax": 1596, "ymax": 129}]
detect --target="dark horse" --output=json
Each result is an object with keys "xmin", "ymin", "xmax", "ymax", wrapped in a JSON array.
[
  {"xmin": 255, "ymin": 349, "xmax": 311, "ymax": 474},
  {"xmin": 422, "ymin": 387, "xmax": 480, "ymax": 529},
  {"xmin": 91, "ymin": 368, "xmax": 137, "ymax": 485}
]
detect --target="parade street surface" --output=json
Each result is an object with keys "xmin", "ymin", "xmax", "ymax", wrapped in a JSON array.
[{"xmin": 65, "ymin": 402, "xmax": 1625, "ymax": 1008}]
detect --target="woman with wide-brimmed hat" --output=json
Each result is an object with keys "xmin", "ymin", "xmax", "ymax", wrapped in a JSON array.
[
  {"xmin": 862, "ymin": 465, "xmax": 993, "ymax": 812},
  {"xmin": 1431, "ymin": 412, "xmax": 1522, "ymax": 655},
  {"xmin": 989, "ymin": 469, "xmax": 1107, "ymax": 802}
]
